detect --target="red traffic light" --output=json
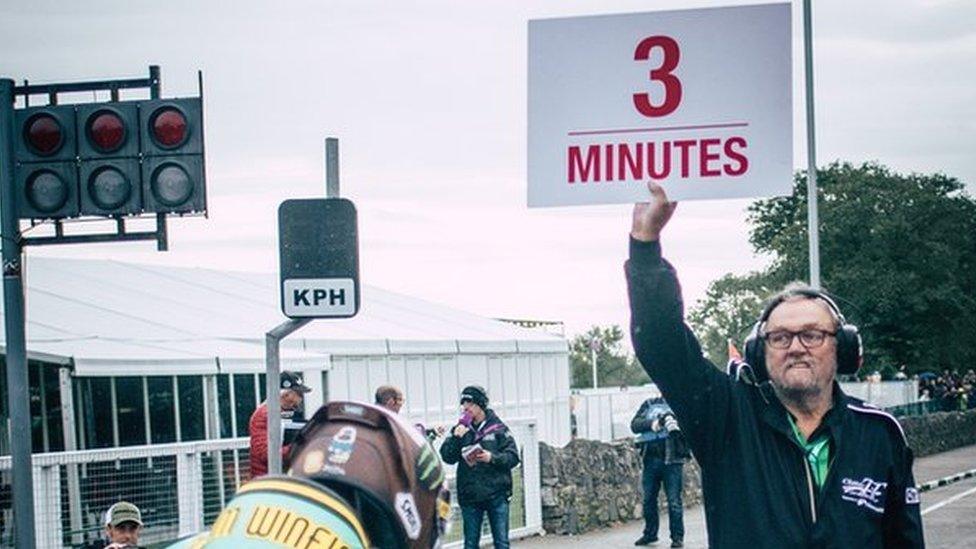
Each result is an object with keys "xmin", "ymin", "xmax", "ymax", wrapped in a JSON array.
[
  {"xmin": 86, "ymin": 110, "xmax": 127, "ymax": 153},
  {"xmin": 23, "ymin": 113, "xmax": 64, "ymax": 156},
  {"xmin": 150, "ymin": 107, "xmax": 188, "ymax": 149}
]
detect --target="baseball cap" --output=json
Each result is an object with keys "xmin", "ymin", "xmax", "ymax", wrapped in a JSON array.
[
  {"xmin": 281, "ymin": 371, "xmax": 312, "ymax": 393},
  {"xmin": 107, "ymin": 501, "xmax": 142, "ymax": 527}
]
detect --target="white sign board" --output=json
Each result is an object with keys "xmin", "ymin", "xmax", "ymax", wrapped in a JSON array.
[
  {"xmin": 528, "ymin": 4, "xmax": 792, "ymax": 207},
  {"xmin": 283, "ymin": 278, "xmax": 356, "ymax": 318}
]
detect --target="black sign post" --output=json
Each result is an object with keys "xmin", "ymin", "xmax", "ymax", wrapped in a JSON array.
[
  {"xmin": 265, "ymin": 193, "xmax": 360, "ymax": 475},
  {"xmin": 278, "ymin": 198, "xmax": 360, "ymax": 319}
]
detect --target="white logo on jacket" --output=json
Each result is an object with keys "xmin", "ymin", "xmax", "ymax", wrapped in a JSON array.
[
  {"xmin": 841, "ymin": 477, "xmax": 888, "ymax": 513},
  {"xmin": 905, "ymin": 487, "xmax": 920, "ymax": 505}
]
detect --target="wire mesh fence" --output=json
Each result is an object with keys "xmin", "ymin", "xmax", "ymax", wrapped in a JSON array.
[
  {"xmin": 0, "ymin": 438, "xmax": 250, "ymax": 548},
  {"xmin": 0, "ymin": 418, "xmax": 542, "ymax": 548}
]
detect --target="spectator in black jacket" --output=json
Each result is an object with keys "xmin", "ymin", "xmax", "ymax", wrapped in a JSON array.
[
  {"xmin": 631, "ymin": 397, "xmax": 690, "ymax": 547},
  {"xmin": 625, "ymin": 182, "xmax": 923, "ymax": 548},
  {"xmin": 440, "ymin": 385, "xmax": 520, "ymax": 549}
]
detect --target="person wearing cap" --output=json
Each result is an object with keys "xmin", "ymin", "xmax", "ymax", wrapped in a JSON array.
[
  {"xmin": 86, "ymin": 501, "xmax": 143, "ymax": 548},
  {"xmin": 248, "ymin": 371, "xmax": 312, "ymax": 479},
  {"xmin": 440, "ymin": 385, "xmax": 520, "ymax": 549}
]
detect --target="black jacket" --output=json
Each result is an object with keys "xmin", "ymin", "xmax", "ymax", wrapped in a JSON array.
[
  {"xmin": 631, "ymin": 397, "xmax": 691, "ymax": 465},
  {"xmin": 626, "ymin": 238, "xmax": 924, "ymax": 548},
  {"xmin": 440, "ymin": 410, "xmax": 520, "ymax": 506}
]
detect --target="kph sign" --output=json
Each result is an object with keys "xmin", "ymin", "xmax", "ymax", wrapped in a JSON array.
[{"xmin": 278, "ymin": 198, "xmax": 360, "ymax": 319}]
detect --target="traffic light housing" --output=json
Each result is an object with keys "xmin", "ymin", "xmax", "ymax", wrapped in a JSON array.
[
  {"xmin": 140, "ymin": 98, "xmax": 206, "ymax": 214},
  {"xmin": 77, "ymin": 102, "xmax": 142, "ymax": 216},
  {"xmin": 12, "ymin": 97, "xmax": 206, "ymax": 220},
  {"xmin": 14, "ymin": 105, "xmax": 80, "ymax": 219}
]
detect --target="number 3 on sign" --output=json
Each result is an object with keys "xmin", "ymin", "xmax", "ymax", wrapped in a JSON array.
[{"xmin": 632, "ymin": 36, "xmax": 682, "ymax": 117}]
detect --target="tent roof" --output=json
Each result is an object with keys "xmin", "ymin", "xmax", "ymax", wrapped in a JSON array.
[{"xmin": 1, "ymin": 256, "xmax": 565, "ymax": 374}]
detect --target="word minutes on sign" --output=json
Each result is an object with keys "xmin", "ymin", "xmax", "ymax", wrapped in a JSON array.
[{"xmin": 567, "ymin": 136, "xmax": 748, "ymax": 184}]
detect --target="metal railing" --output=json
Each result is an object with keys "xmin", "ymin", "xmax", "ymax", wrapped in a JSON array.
[
  {"xmin": 0, "ymin": 418, "xmax": 542, "ymax": 548},
  {"xmin": 0, "ymin": 438, "xmax": 251, "ymax": 547},
  {"xmin": 573, "ymin": 381, "xmax": 922, "ymax": 442},
  {"xmin": 572, "ymin": 385, "xmax": 661, "ymax": 442}
]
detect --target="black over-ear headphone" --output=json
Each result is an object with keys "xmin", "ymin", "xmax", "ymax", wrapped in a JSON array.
[{"xmin": 742, "ymin": 288, "xmax": 862, "ymax": 382}]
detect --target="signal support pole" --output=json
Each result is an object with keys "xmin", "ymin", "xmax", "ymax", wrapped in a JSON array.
[
  {"xmin": 265, "ymin": 318, "xmax": 311, "ymax": 475},
  {"xmin": 1, "ymin": 77, "xmax": 37, "ymax": 548}
]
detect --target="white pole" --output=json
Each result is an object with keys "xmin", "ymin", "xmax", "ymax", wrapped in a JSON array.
[
  {"xmin": 591, "ymin": 342, "xmax": 598, "ymax": 389},
  {"xmin": 803, "ymin": 0, "xmax": 821, "ymax": 289}
]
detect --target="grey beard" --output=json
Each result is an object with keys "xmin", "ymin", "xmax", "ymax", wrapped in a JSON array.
[{"xmin": 772, "ymin": 379, "xmax": 826, "ymax": 413}]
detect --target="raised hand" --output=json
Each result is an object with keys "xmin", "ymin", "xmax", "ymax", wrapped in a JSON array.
[{"xmin": 631, "ymin": 181, "xmax": 678, "ymax": 242}]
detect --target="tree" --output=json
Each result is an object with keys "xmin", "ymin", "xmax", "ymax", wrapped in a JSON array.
[
  {"xmin": 690, "ymin": 162, "xmax": 976, "ymax": 374},
  {"xmin": 569, "ymin": 325, "xmax": 650, "ymax": 388},
  {"xmin": 687, "ymin": 272, "xmax": 773, "ymax": 367}
]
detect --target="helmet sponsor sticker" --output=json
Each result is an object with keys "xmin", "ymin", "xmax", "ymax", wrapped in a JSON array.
[{"xmin": 395, "ymin": 492, "xmax": 422, "ymax": 540}]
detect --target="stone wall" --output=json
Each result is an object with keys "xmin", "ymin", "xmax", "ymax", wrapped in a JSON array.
[
  {"xmin": 539, "ymin": 438, "xmax": 701, "ymax": 535},
  {"xmin": 538, "ymin": 409, "xmax": 976, "ymax": 535},
  {"xmin": 901, "ymin": 409, "xmax": 976, "ymax": 457}
]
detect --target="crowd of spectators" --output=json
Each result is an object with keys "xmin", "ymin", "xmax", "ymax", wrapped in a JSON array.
[{"xmin": 918, "ymin": 369, "xmax": 976, "ymax": 411}]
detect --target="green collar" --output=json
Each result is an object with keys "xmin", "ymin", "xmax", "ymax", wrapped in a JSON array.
[{"xmin": 787, "ymin": 414, "xmax": 831, "ymax": 489}]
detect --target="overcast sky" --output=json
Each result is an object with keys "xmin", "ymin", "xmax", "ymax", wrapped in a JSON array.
[{"xmin": 2, "ymin": 0, "xmax": 973, "ymax": 338}]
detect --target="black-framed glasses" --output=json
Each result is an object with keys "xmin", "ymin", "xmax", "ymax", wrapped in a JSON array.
[{"xmin": 762, "ymin": 329, "xmax": 836, "ymax": 350}]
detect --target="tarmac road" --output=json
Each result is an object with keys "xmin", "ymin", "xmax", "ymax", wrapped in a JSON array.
[
  {"xmin": 514, "ymin": 444, "xmax": 976, "ymax": 548},
  {"xmin": 921, "ymin": 476, "xmax": 976, "ymax": 549}
]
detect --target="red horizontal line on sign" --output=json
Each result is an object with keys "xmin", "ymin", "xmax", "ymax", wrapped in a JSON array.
[{"xmin": 568, "ymin": 122, "xmax": 749, "ymax": 137}]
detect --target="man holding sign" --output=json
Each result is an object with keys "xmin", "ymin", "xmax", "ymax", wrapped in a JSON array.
[{"xmin": 625, "ymin": 182, "xmax": 924, "ymax": 547}]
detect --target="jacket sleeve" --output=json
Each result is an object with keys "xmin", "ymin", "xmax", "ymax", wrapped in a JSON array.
[
  {"xmin": 631, "ymin": 400, "xmax": 654, "ymax": 434},
  {"xmin": 490, "ymin": 429, "xmax": 520, "ymax": 471},
  {"xmin": 883, "ymin": 443, "xmax": 925, "ymax": 547},
  {"xmin": 625, "ymin": 237, "xmax": 734, "ymax": 467},
  {"xmin": 249, "ymin": 406, "xmax": 269, "ymax": 465},
  {"xmin": 439, "ymin": 430, "xmax": 463, "ymax": 465}
]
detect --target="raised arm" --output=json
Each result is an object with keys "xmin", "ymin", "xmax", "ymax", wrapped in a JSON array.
[{"xmin": 625, "ymin": 182, "xmax": 734, "ymax": 465}]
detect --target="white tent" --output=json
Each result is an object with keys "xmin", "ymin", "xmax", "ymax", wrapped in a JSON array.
[{"xmin": 1, "ymin": 256, "xmax": 571, "ymax": 445}]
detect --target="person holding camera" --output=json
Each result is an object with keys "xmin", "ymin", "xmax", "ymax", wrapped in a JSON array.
[{"xmin": 631, "ymin": 397, "xmax": 689, "ymax": 547}]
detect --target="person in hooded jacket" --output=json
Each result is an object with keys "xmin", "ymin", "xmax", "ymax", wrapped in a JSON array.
[{"xmin": 440, "ymin": 385, "xmax": 520, "ymax": 549}]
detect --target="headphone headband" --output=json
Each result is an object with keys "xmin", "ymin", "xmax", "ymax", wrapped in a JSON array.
[{"xmin": 758, "ymin": 287, "xmax": 846, "ymax": 326}]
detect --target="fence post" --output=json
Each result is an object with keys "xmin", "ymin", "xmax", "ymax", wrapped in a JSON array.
[
  {"xmin": 33, "ymin": 464, "xmax": 63, "ymax": 547},
  {"xmin": 522, "ymin": 421, "xmax": 543, "ymax": 534},
  {"xmin": 177, "ymin": 451, "xmax": 204, "ymax": 537}
]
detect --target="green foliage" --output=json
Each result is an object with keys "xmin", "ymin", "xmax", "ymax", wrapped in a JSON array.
[
  {"xmin": 693, "ymin": 162, "xmax": 976, "ymax": 374},
  {"xmin": 569, "ymin": 325, "xmax": 650, "ymax": 388},
  {"xmin": 687, "ymin": 272, "xmax": 774, "ymax": 366}
]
